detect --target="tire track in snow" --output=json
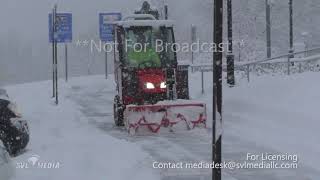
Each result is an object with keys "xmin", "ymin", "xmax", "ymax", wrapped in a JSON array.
[{"xmin": 68, "ymin": 83, "xmax": 319, "ymax": 180}]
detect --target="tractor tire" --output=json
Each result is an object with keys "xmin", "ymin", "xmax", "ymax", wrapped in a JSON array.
[{"xmin": 113, "ymin": 96, "xmax": 124, "ymax": 127}]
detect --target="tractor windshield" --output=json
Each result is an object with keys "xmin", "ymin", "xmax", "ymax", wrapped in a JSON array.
[{"xmin": 124, "ymin": 26, "xmax": 175, "ymax": 68}]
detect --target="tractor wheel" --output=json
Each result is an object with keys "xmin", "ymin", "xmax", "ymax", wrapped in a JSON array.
[{"xmin": 113, "ymin": 96, "xmax": 124, "ymax": 127}]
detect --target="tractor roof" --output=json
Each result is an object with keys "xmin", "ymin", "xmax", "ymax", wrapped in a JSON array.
[
  {"xmin": 115, "ymin": 20, "xmax": 174, "ymax": 28},
  {"xmin": 115, "ymin": 14, "xmax": 174, "ymax": 28}
]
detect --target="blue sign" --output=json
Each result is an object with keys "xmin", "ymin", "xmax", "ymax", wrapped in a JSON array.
[
  {"xmin": 49, "ymin": 13, "xmax": 72, "ymax": 43},
  {"xmin": 99, "ymin": 13, "xmax": 122, "ymax": 42}
]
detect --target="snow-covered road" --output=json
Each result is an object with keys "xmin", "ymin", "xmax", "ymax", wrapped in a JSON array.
[
  {"xmin": 66, "ymin": 72, "xmax": 320, "ymax": 180},
  {"xmin": 3, "ymin": 79, "xmax": 160, "ymax": 180},
  {"xmin": 1, "ymin": 72, "xmax": 319, "ymax": 180},
  {"xmin": 66, "ymin": 76, "xmax": 221, "ymax": 180}
]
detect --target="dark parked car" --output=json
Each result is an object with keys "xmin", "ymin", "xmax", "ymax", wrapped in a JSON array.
[{"xmin": 0, "ymin": 89, "xmax": 29, "ymax": 156}]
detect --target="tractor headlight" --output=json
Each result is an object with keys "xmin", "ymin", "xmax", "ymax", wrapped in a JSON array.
[
  {"xmin": 160, "ymin": 82, "xmax": 166, "ymax": 89},
  {"xmin": 145, "ymin": 82, "xmax": 155, "ymax": 89}
]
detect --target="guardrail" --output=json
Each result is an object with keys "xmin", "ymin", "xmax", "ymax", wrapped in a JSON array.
[
  {"xmin": 236, "ymin": 49, "xmax": 320, "ymax": 82},
  {"xmin": 236, "ymin": 46, "xmax": 320, "ymax": 66},
  {"xmin": 187, "ymin": 47, "xmax": 320, "ymax": 92}
]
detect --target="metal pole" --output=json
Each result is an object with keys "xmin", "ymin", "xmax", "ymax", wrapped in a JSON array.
[
  {"xmin": 201, "ymin": 71, "xmax": 204, "ymax": 94},
  {"xmin": 65, "ymin": 44, "xmax": 68, "ymax": 82},
  {"xmin": 247, "ymin": 65, "xmax": 250, "ymax": 82},
  {"xmin": 54, "ymin": 4, "xmax": 58, "ymax": 105},
  {"xmin": 105, "ymin": 50, "xmax": 108, "ymax": 79},
  {"xmin": 299, "ymin": 63, "xmax": 302, "ymax": 73},
  {"xmin": 164, "ymin": 5, "xmax": 168, "ymax": 20},
  {"xmin": 238, "ymin": 28, "xmax": 241, "ymax": 62},
  {"xmin": 52, "ymin": 8, "xmax": 56, "ymax": 98},
  {"xmin": 289, "ymin": 0, "xmax": 294, "ymax": 58},
  {"xmin": 227, "ymin": 0, "xmax": 235, "ymax": 86},
  {"xmin": 304, "ymin": 41, "xmax": 307, "ymax": 57},
  {"xmin": 213, "ymin": 0, "xmax": 223, "ymax": 179},
  {"xmin": 191, "ymin": 25, "xmax": 196, "ymax": 64},
  {"xmin": 191, "ymin": 51, "xmax": 194, "ymax": 64},
  {"xmin": 266, "ymin": 0, "xmax": 271, "ymax": 58},
  {"xmin": 287, "ymin": 56, "xmax": 290, "ymax": 75},
  {"xmin": 55, "ymin": 41, "xmax": 58, "ymax": 105}
]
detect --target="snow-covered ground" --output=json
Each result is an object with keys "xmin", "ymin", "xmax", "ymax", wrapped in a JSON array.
[
  {"xmin": 225, "ymin": 73, "xmax": 320, "ymax": 172},
  {"xmin": 2, "ymin": 79, "xmax": 160, "ymax": 180},
  {"xmin": 0, "ymin": 146, "xmax": 14, "ymax": 180},
  {"xmin": 225, "ymin": 73, "xmax": 320, "ymax": 179},
  {"xmin": 1, "ymin": 71, "xmax": 319, "ymax": 180}
]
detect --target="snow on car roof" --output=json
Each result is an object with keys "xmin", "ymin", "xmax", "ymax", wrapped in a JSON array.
[
  {"xmin": 115, "ymin": 20, "xmax": 175, "ymax": 28},
  {"xmin": 0, "ymin": 89, "xmax": 9, "ymax": 101},
  {"xmin": 0, "ymin": 89, "xmax": 6, "ymax": 95},
  {"xmin": 0, "ymin": 89, "xmax": 8, "ymax": 97}
]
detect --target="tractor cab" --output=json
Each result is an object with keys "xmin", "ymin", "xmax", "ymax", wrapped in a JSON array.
[
  {"xmin": 113, "ymin": 14, "xmax": 185, "ymax": 106},
  {"xmin": 116, "ymin": 17, "xmax": 177, "ymax": 69}
]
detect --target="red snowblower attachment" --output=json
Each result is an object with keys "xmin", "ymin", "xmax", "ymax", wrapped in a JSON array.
[
  {"xmin": 112, "ymin": 2, "xmax": 207, "ymax": 135},
  {"xmin": 125, "ymin": 101, "xmax": 206, "ymax": 135}
]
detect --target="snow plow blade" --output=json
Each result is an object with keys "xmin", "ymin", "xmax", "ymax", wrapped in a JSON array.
[{"xmin": 124, "ymin": 100, "xmax": 206, "ymax": 135}]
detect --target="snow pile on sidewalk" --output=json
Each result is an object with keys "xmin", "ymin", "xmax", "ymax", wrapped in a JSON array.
[
  {"xmin": 4, "ymin": 79, "xmax": 160, "ymax": 180},
  {"xmin": 0, "ymin": 146, "xmax": 14, "ymax": 180},
  {"xmin": 189, "ymin": 71, "xmax": 320, "ymax": 179},
  {"xmin": 225, "ymin": 72, "xmax": 320, "ymax": 172}
]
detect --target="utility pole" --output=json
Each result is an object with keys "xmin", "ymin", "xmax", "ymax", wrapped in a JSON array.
[
  {"xmin": 266, "ymin": 0, "xmax": 271, "ymax": 58},
  {"xmin": 227, "ymin": 0, "xmax": 235, "ymax": 86},
  {"xmin": 213, "ymin": 0, "xmax": 223, "ymax": 179},
  {"xmin": 289, "ymin": 0, "xmax": 294, "ymax": 58}
]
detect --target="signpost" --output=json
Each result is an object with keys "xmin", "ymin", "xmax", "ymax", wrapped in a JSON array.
[
  {"xmin": 99, "ymin": 13, "xmax": 122, "ymax": 79},
  {"xmin": 49, "ymin": 6, "xmax": 72, "ymax": 105},
  {"xmin": 51, "ymin": 6, "xmax": 57, "ymax": 101}
]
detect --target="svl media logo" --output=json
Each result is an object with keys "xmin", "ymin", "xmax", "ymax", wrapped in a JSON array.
[{"xmin": 16, "ymin": 154, "xmax": 61, "ymax": 169}]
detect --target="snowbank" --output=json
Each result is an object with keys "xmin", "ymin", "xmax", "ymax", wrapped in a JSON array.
[
  {"xmin": 225, "ymin": 72, "xmax": 320, "ymax": 172},
  {"xmin": 189, "ymin": 71, "xmax": 320, "ymax": 179},
  {"xmin": 4, "ymin": 78, "xmax": 160, "ymax": 180},
  {"xmin": 0, "ymin": 146, "xmax": 14, "ymax": 180}
]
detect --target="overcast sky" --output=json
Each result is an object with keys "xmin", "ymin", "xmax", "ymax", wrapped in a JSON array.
[{"xmin": 0, "ymin": 0, "xmax": 212, "ymax": 86}]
